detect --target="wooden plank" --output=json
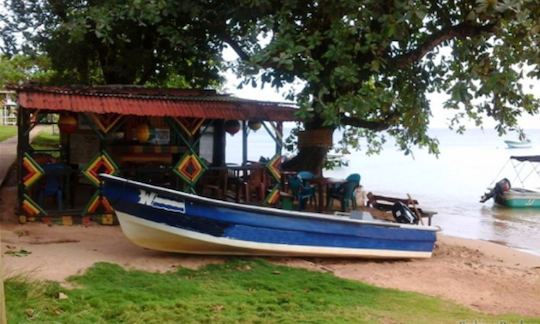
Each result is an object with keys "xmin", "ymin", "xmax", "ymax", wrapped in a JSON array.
[{"xmin": 367, "ymin": 193, "xmax": 419, "ymax": 205}]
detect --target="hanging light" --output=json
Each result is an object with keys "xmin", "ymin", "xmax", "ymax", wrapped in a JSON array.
[
  {"xmin": 224, "ymin": 120, "xmax": 240, "ymax": 135},
  {"xmin": 135, "ymin": 123, "xmax": 151, "ymax": 143},
  {"xmin": 248, "ymin": 120, "xmax": 262, "ymax": 131},
  {"xmin": 58, "ymin": 114, "xmax": 78, "ymax": 134}
]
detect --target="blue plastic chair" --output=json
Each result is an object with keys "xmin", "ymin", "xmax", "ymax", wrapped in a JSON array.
[
  {"xmin": 38, "ymin": 163, "xmax": 66, "ymax": 210},
  {"xmin": 288, "ymin": 175, "xmax": 316, "ymax": 210},
  {"xmin": 327, "ymin": 173, "xmax": 361, "ymax": 211},
  {"xmin": 297, "ymin": 171, "xmax": 315, "ymax": 182}
]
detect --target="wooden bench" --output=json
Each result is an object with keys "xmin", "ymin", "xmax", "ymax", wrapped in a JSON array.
[{"xmin": 366, "ymin": 192, "xmax": 437, "ymax": 225}]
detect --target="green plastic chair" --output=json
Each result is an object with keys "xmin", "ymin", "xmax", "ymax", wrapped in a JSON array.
[
  {"xmin": 326, "ymin": 173, "xmax": 361, "ymax": 211},
  {"xmin": 288, "ymin": 175, "xmax": 316, "ymax": 210}
]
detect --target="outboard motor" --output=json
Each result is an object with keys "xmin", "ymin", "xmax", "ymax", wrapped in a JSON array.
[
  {"xmin": 494, "ymin": 178, "xmax": 511, "ymax": 194},
  {"xmin": 392, "ymin": 202, "xmax": 419, "ymax": 224},
  {"xmin": 480, "ymin": 178, "xmax": 511, "ymax": 203}
]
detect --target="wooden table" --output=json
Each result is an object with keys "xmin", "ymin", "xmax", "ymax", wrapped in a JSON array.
[
  {"xmin": 310, "ymin": 177, "xmax": 346, "ymax": 212},
  {"xmin": 207, "ymin": 164, "xmax": 267, "ymax": 202}
]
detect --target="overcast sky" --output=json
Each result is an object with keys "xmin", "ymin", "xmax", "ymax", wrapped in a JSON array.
[{"xmin": 221, "ymin": 46, "xmax": 540, "ymax": 130}]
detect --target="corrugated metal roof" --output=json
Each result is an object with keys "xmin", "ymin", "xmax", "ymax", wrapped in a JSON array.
[{"xmin": 13, "ymin": 85, "xmax": 299, "ymax": 121}]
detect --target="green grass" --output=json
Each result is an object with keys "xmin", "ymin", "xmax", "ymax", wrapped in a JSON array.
[
  {"xmin": 0, "ymin": 125, "xmax": 17, "ymax": 142},
  {"xmin": 31, "ymin": 128, "xmax": 60, "ymax": 148},
  {"xmin": 5, "ymin": 260, "xmax": 538, "ymax": 323},
  {"xmin": 30, "ymin": 128, "xmax": 61, "ymax": 158}
]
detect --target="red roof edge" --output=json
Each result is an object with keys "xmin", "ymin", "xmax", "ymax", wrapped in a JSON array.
[{"xmin": 13, "ymin": 85, "xmax": 299, "ymax": 122}]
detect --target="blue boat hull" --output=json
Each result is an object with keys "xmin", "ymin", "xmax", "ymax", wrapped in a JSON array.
[{"xmin": 101, "ymin": 175, "xmax": 438, "ymax": 258}]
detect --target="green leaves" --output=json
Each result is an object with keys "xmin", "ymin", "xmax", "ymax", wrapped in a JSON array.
[
  {"xmin": 3, "ymin": 0, "xmax": 540, "ymax": 157},
  {"xmin": 2, "ymin": 0, "xmax": 226, "ymax": 86}
]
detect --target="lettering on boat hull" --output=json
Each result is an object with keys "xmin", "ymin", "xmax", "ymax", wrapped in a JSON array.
[{"xmin": 138, "ymin": 189, "xmax": 186, "ymax": 214}]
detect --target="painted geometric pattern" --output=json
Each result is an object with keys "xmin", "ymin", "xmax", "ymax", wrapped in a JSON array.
[
  {"xmin": 89, "ymin": 113, "xmax": 123, "ymax": 133},
  {"xmin": 83, "ymin": 151, "xmax": 119, "ymax": 187},
  {"xmin": 22, "ymin": 153, "xmax": 44, "ymax": 189},
  {"xmin": 266, "ymin": 154, "xmax": 281, "ymax": 182},
  {"xmin": 20, "ymin": 215, "xmax": 112, "ymax": 226},
  {"xmin": 265, "ymin": 185, "xmax": 280, "ymax": 205},
  {"xmin": 83, "ymin": 191, "xmax": 114, "ymax": 215},
  {"xmin": 21, "ymin": 194, "xmax": 47, "ymax": 217},
  {"xmin": 173, "ymin": 152, "xmax": 207, "ymax": 185},
  {"xmin": 174, "ymin": 117, "xmax": 205, "ymax": 137}
]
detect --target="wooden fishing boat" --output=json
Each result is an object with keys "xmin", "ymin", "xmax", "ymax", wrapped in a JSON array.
[
  {"xmin": 504, "ymin": 139, "xmax": 532, "ymax": 149},
  {"xmin": 480, "ymin": 155, "xmax": 540, "ymax": 208},
  {"xmin": 100, "ymin": 174, "xmax": 438, "ymax": 259}
]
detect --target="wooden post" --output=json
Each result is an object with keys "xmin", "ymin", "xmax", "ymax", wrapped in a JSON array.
[
  {"xmin": 275, "ymin": 122, "xmax": 283, "ymax": 155},
  {"xmin": 16, "ymin": 107, "xmax": 28, "ymax": 216},
  {"xmin": 407, "ymin": 194, "xmax": 424, "ymax": 226},
  {"xmin": 212, "ymin": 120, "xmax": 225, "ymax": 166},
  {"xmin": 0, "ymin": 227, "xmax": 7, "ymax": 324},
  {"xmin": 241, "ymin": 120, "xmax": 248, "ymax": 166}
]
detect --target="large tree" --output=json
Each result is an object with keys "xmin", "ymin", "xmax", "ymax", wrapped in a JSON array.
[
  {"xmin": 3, "ymin": 1, "xmax": 540, "ymax": 172},
  {"xmin": 1, "ymin": 0, "xmax": 226, "ymax": 86},
  {"xmin": 222, "ymin": 0, "xmax": 540, "ymax": 171}
]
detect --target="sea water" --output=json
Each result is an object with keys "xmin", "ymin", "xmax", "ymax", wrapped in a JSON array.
[{"xmin": 226, "ymin": 127, "xmax": 540, "ymax": 255}]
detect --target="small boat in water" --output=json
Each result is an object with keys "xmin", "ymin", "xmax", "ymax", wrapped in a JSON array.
[
  {"xmin": 480, "ymin": 155, "xmax": 540, "ymax": 208},
  {"xmin": 504, "ymin": 139, "xmax": 532, "ymax": 149},
  {"xmin": 100, "ymin": 174, "xmax": 438, "ymax": 259}
]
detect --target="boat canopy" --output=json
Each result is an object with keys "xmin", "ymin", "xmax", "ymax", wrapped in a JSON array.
[{"xmin": 510, "ymin": 155, "xmax": 540, "ymax": 163}]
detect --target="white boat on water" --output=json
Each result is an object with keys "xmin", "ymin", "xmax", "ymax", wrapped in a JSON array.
[{"xmin": 504, "ymin": 139, "xmax": 532, "ymax": 149}]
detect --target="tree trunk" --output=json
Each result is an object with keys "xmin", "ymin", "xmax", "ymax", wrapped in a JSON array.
[
  {"xmin": 282, "ymin": 123, "xmax": 334, "ymax": 175},
  {"xmin": 282, "ymin": 145, "xmax": 328, "ymax": 175}
]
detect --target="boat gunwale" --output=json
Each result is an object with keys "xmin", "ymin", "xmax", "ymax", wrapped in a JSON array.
[{"xmin": 100, "ymin": 174, "xmax": 439, "ymax": 232}]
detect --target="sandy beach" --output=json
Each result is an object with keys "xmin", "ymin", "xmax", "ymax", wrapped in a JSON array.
[{"xmin": 1, "ymin": 186, "xmax": 540, "ymax": 317}]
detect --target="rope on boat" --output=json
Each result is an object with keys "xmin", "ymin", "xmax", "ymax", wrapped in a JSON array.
[
  {"xmin": 489, "ymin": 159, "xmax": 511, "ymax": 186},
  {"xmin": 510, "ymin": 159, "xmax": 527, "ymax": 187}
]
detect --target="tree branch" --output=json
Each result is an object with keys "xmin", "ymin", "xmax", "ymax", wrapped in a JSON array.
[
  {"xmin": 223, "ymin": 35, "xmax": 251, "ymax": 62},
  {"xmin": 340, "ymin": 113, "xmax": 399, "ymax": 131},
  {"xmin": 391, "ymin": 22, "xmax": 497, "ymax": 68}
]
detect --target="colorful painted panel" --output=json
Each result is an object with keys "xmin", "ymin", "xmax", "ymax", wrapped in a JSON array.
[
  {"xmin": 174, "ymin": 117, "xmax": 205, "ymax": 137},
  {"xmin": 22, "ymin": 153, "xmax": 44, "ymax": 189},
  {"xmin": 21, "ymin": 194, "xmax": 47, "ymax": 217},
  {"xmin": 266, "ymin": 154, "xmax": 281, "ymax": 182},
  {"xmin": 88, "ymin": 113, "xmax": 123, "ymax": 133},
  {"xmin": 265, "ymin": 186, "xmax": 280, "ymax": 205},
  {"xmin": 83, "ymin": 151, "xmax": 119, "ymax": 187},
  {"xmin": 173, "ymin": 152, "xmax": 207, "ymax": 185},
  {"xmin": 83, "ymin": 191, "xmax": 114, "ymax": 215}
]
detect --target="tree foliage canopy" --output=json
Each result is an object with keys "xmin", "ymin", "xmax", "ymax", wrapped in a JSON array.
[
  {"xmin": 0, "ymin": 54, "xmax": 54, "ymax": 88},
  {"xmin": 2, "ymin": 0, "xmax": 540, "ymax": 159},
  {"xmin": 225, "ymin": 0, "xmax": 540, "ymax": 155},
  {"xmin": 1, "ymin": 0, "xmax": 226, "ymax": 87}
]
